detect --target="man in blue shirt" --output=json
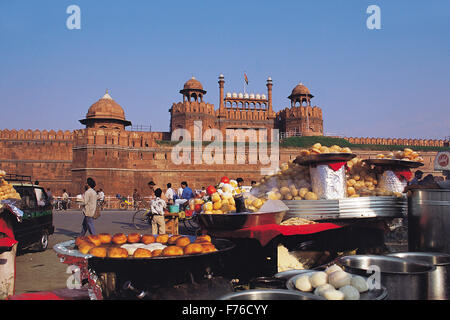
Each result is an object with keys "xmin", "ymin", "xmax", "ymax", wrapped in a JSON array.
[{"xmin": 181, "ymin": 181, "xmax": 194, "ymax": 200}]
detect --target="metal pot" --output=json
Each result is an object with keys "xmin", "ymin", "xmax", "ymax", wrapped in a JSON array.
[
  {"xmin": 338, "ymin": 255, "xmax": 435, "ymax": 300},
  {"xmin": 408, "ymin": 189, "xmax": 450, "ymax": 254},
  {"xmin": 198, "ymin": 210, "xmax": 286, "ymax": 231},
  {"xmin": 387, "ymin": 252, "xmax": 450, "ymax": 300},
  {"xmin": 218, "ymin": 289, "xmax": 324, "ymax": 300}
]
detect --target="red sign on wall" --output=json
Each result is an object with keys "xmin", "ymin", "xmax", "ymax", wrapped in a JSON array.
[{"xmin": 438, "ymin": 153, "xmax": 449, "ymax": 167}]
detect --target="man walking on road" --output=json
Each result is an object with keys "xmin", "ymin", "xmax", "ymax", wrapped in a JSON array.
[{"xmin": 79, "ymin": 178, "xmax": 97, "ymax": 236}]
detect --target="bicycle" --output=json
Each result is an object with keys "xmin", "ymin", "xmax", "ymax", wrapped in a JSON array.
[
  {"xmin": 132, "ymin": 208, "xmax": 153, "ymax": 230},
  {"xmin": 116, "ymin": 195, "xmax": 132, "ymax": 210},
  {"xmin": 53, "ymin": 199, "xmax": 64, "ymax": 211},
  {"xmin": 177, "ymin": 203, "xmax": 201, "ymax": 235}
]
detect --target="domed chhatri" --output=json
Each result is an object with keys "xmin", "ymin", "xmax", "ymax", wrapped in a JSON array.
[
  {"xmin": 180, "ymin": 77, "xmax": 207, "ymax": 102},
  {"xmin": 290, "ymin": 82, "xmax": 312, "ymax": 97},
  {"xmin": 79, "ymin": 90, "xmax": 132, "ymax": 128},
  {"xmin": 288, "ymin": 82, "xmax": 315, "ymax": 108},
  {"xmin": 183, "ymin": 76, "xmax": 204, "ymax": 91}
]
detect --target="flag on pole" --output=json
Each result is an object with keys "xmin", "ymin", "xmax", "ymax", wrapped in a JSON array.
[{"xmin": 244, "ymin": 73, "xmax": 249, "ymax": 85}]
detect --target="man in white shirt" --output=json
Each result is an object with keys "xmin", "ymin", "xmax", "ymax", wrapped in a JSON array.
[
  {"xmin": 165, "ymin": 183, "xmax": 175, "ymax": 205},
  {"xmin": 150, "ymin": 188, "xmax": 166, "ymax": 234}
]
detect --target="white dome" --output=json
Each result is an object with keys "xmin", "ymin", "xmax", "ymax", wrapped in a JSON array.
[
  {"xmin": 232, "ymin": 92, "xmax": 237, "ymax": 98},
  {"xmin": 261, "ymin": 94, "xmax": 267, "ymax": 99},
  {"xmin": 244, "ymin": 93, "xmax": 249, "ymax": 99},
  {"xmin": 250, "ymin": 93, "xmax": 255, "ymax": 99},
  {"xmin": 226, "ymin": 92, "xmax": 232, "ymax": 98},
  {"xmin": 238, "ymin": 93, "xmax": 244, "ymax": 98},
  {"xmin": 256, "ymin": 94, "xmax": 261, "ymax": 99}
]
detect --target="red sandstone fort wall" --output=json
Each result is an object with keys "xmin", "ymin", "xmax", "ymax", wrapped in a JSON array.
[
  {"xmin": 0, "ymin": 129, "xmax": 73, "ymax": 193},
  {"xmin": 0, "ymin": 127, "xmax": 446, "ymax": 198}
]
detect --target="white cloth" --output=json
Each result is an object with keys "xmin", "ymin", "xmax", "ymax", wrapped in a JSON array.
[
  {"xmin": 165, "ymin": 188, "xmax": 175, "ymax": 201},
  {"xmin": 177, "ymin": 187, "xmax": 183, "ymax": 198}
]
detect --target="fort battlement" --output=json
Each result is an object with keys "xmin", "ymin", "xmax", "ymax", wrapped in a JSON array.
[
  {"xmin": 344, "ymin": 136, "xmax": 448, "ymax": 147},
  {"xmin": 0, "ymin": 129, "xmax": 73, "ymax": 141}
]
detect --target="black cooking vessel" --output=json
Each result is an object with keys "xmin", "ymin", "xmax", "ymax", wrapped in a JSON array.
[{"xmin": 87, "ymin": 237, "xmax": 236, "ymax": 290}]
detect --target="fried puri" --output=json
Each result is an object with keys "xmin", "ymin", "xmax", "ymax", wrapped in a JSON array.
[
  {"xmin": 156, "ymin": 234, "xmax": 169, "ymax": 244},
  {"xmin": 201, "ymin": 243, "xmax": 217, "ymax": 253},
  {"xmin": 162, "ymin": 246, "xmax": 184, "ymax": 257},
  {"xmin": 195, "ymin": 235, "xmax": 212, "ymax": 243},
  {"xmin": 87, "ymin": 235, "xmax": 102, "ymax": 246},
  {"xmin": 151, "ymin": 249, "xmax": 163, "ymax": 257},
  {"xmin": 75, "ymin": 236, "xmax": 90, "ymax": 247},
  {"xmin": 127, "ymin": 233, "xmax": 142, "ymax": 244},
  {"xmin": 112, "ymin": 233, "xmax": 127, "ymax": 245},
  {"xmin": 88, "ymin": 246, "xmax": 107, "ymax": 258},
  {"xmin": 167, "ymin": 235, "xmax": 182, "ymax": 245},
  {"xmin": 98, "ymin": 233, "xmax": 112, "ymax": 244},
  {"xmin": 78, "ymin": 242, "xmax": 95, "ymax": 254},
  {"xmin": 141, "ymin": 234, "xmax": 156, "ymax": 244},
  {"xmin": 183, "ymin": 243, "xmax": 204, "ymax": 255},
  {"xmin": 133, "ymin": 248, "xmax": 152, "ymax": 258},
  {"xmin": 175, "ymin": 236, "xmax": 191, "ymax": 247},
  {"xmin": 107, "ymin": 247, "xmax": 129, "ymax": 258}
]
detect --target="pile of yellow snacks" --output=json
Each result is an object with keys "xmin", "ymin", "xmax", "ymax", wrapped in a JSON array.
[
  {"xmin": 298, "ymin": 143, "xmax": 353, "ymax": 156},
  {"xmin": 375, "ymin": 147, "xmax": 424, "ymax": 162},
  {"xmin": 0, "ymin": 170, "xmax": 21, "ymax": 201},
  {"xmin": 201, "ymin": 176, "xmax": 239, "ymax": 214},
  {"xmin": 346, "ymin": 157, "xmax": 402, "ymax": 198}
]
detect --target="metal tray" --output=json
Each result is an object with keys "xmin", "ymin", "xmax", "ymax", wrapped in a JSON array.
[
  {"xmin": 364, "ymin": 159, "xmax": 424, "ymax": 169},
  {"xmin": 294, "ymin": 153, "xmax": 356, "ymax": 166},
  {"xmin": 283, "ymin": 196, "xmax": 407, "ymax": 221},
  {"xmin": 218, "ymin": 289, "xmax": 325, "ymax": 300},
  {"xmin": 198, "ymin": 210, "xmax": 286, "ymax": 231},
  {"xmin": 286, "ymin": 270, "xmax": 388, "ymax": 300},
  {"xmin": 53, "ymin": 235, "xmax": 235, "ymax": 261}
]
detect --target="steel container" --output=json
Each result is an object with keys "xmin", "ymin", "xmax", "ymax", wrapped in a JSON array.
[
  {"xmin": 283, "ymin": 196, "xmax": 406, "ymax": 221},
  {"xmin": 408, "ymin": 189, "xmax": 450, "ymax": 254},
  {"xmin": 218, "ymin": 289, "xmax": 324, "ymax": 300},
  {"xmin": 338, "ymin": 255, "xmax": 435, "ymax": 300},
  {"xmin": 387, "ymin": 252, "xmax": 450, "ymax": 300}
]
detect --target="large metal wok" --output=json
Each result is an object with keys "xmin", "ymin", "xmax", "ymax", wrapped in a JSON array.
[
  {"xmin": 198, "ymin": 210, "xmax": 286, "ymax": 231},
  {"xmin": 54, "ymin": 235, "xmax": 236, "ymax": 299}
]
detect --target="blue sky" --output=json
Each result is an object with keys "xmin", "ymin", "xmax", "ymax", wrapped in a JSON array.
[{"xmin": 0, "ymin": 0, "xmax": 449, "ymax": 139}]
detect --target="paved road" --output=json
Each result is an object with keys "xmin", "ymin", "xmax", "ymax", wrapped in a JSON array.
[{"xmin": 14, "ymin": 209, "xmax": 197, "ymax": 295}]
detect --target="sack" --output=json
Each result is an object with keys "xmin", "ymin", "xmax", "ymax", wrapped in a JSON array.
[{"xmin": 93, "ymin": 205, "xmax": 101, "ymax": 219}]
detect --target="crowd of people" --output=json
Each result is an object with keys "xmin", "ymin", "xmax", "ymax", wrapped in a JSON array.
[{"xmin": 404, "ymin": 170, "xmax": 450, "ymax": 192}]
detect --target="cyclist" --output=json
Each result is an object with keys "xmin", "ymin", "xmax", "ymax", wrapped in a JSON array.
[
  {"xmin": 97, "ymin": 188, "xmax": 105, "ymax": 209},
  {"xmin": 62, "ymin": 189, "xmax": 69, "ymax": 210},
  {"xmin": 133, "ymin": 188, "xmax": 142, "ymax": 210}
]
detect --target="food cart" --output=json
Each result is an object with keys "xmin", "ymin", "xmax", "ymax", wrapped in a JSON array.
[{"xmin": 50, "ymin": 147, "xmax": 449, "ymax": 300}]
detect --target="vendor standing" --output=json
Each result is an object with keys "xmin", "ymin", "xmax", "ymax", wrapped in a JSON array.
[
  {"xmin": 150, "ymin": 188, "xmax": 167, "ymax": 234},
  {"xmin": 165, "ymin": 183, "xmax": 175, "ymax": 205},
  {"xmin": 79, "ymin": 178, "xmax": 97, "ymax": 236}
]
